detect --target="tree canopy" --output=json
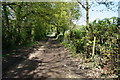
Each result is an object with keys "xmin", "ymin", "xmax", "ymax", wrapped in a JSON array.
[{"xmin": 2, "ymin": 2, "xmax": 80, "ymax": 50}]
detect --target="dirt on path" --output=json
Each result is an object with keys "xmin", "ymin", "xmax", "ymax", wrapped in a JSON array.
[{"xmin": 3, "ymin": 37, "xmax": 103, "ymax": 78}]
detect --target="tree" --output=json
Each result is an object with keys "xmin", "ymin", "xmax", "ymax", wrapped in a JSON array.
[
  {"xmin": 2, "ymin": 2, "xmax": 81, "ymax": 50},
  {"xmin": 77, "ymin": 0, "xmax": 117, "ymax": 30},
  {"xmin": 77, "ymin": 0, "xmax": 117, "ymax": 58}
]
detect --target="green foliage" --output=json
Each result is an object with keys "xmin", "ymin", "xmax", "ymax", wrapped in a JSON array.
[
  {"xmin": 61, "ymin": 41, "xmax": 76, "ymax": 55},
  {"xmin": 61, "ymin": 17, "xmax": 118, "ymax": 77},
  {"xmin": 63, "ymin": 17, "xmax": 118, "ymax": 65},
  {"xmin": 2, "ymin": 2, "xmax": 80, "ymax": 51}
]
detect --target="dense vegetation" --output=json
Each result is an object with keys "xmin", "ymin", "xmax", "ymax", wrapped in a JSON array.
[
  {"xmin": 2, "ymin": 2, "xmax": 80, "ymax": 50},
  {"xmin": 2, "ymin": 2, "xmax": 119, "ymax": 78},
  {"xmin": 62, "ymin": 17, "xmax": 119, "ymax": 76}
]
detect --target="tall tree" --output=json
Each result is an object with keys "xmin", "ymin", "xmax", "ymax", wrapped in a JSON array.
[{"xmin": 77, "ymin": 0, "xmax": 117, "ymax": 30}]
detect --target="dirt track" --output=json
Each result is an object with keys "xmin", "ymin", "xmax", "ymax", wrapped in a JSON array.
[{"xmin": 3, "ymin": 37, "xmax": 103, "ymax": 78}]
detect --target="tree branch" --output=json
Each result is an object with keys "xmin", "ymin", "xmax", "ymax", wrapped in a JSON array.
[
  {"xmin": 77, "ymin": 0, "xmax": 86, "ymax": 10},
  {"xmin": 2, "ymin": 2, "xmax": 17, "ymax": 6},
  {"xmin": 8, "ymin": 5, "xmax": 16, "ymax": 12}
]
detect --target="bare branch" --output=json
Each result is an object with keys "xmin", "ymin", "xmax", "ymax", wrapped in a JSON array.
[{"xmin": 77, "ymin": 0, "xmax": 86, "ymax": 10}]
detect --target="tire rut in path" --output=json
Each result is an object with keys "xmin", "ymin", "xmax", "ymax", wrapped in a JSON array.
[{"xmin": 3, "ymin": 38, "xmax": 89, "ymax": 78}]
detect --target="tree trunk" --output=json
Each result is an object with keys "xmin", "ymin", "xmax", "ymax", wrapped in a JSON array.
[
  {"xmin": 3, "ymin": 5, "xmax": 9, "ymax": 30},
  {"xmin": 86, "ymin": 0, "xmax": 89, "ymax": 31}
]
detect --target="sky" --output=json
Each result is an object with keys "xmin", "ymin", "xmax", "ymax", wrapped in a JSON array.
[{"xmin": 75, "ymin": 1, "xmax": 119, "ymax": 25}]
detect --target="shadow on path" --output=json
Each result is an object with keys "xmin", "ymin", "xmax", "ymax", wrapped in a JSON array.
[{"xmin": 3, "ymin": 37, "xmax": 93, "ymax": 78}]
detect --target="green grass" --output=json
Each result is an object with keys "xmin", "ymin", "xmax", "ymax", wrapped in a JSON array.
[{"xmin": 61, "ymin": 41, "xmax": 76, "ymax": 56}]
